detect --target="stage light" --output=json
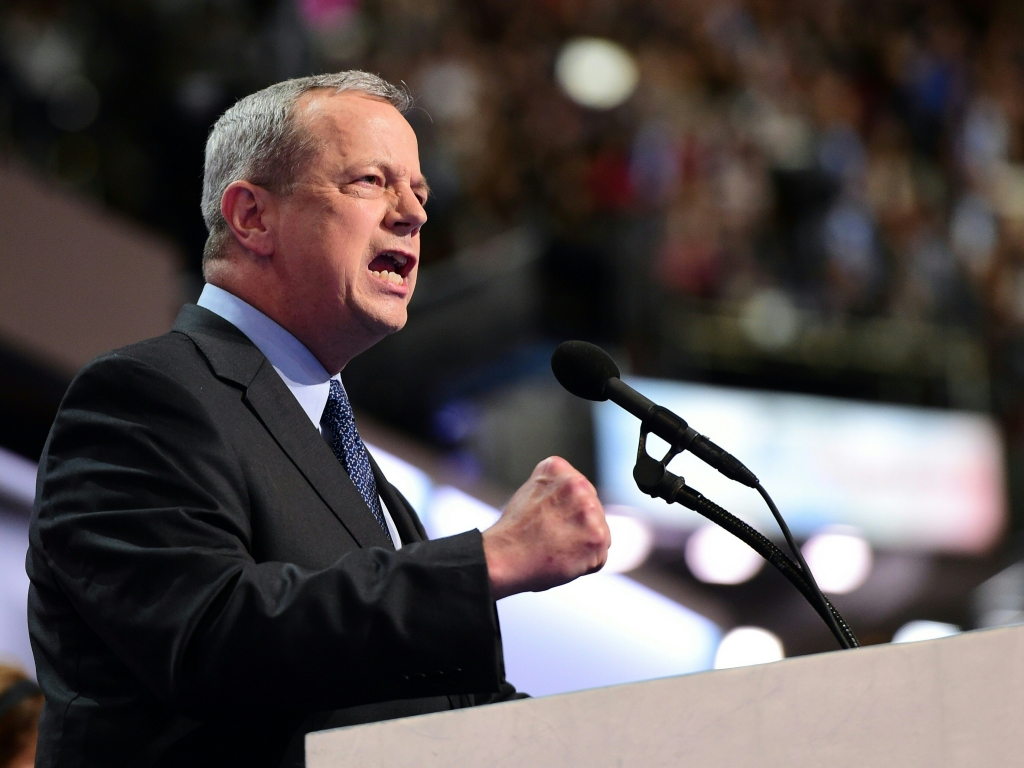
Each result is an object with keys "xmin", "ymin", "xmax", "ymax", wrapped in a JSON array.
[
  {"xmin": 741, "ymin": 288, "xmax": 800, "ymax": 351},
  {"xmin": 802, "ymin": 527, "xmax": 872, "ymax": 594},
  {"xmin": 423, "ymin": 493, "xmax": 655, "ymax": 574},
  {"xmin": 424, "ymin": 485, "xmax": 721, "ymax": 694},
  {"xmin": 713, "ymin": 627, "xmax": 784, "ymax": 669},
  {"xmin": 365, "ymin": 444, "xmax": 433, "ymax": 517},
  {"xmin": 555, "ymin": 38, "xmax": 639, "ymax": 110},
  {"xmin": 0, "ymin": 446, "xmax": 36, "ymax": 507},
  {"xmin": 685, "ymin": 523, "xmax": 764, "ymax": 585},
  {"xmin": 892, "ymin": 620, "xmax": 960, "ymax": 644},
  {"xmin": 500, "ymin": 570, "xmax": 720, "ymax": 695},
  {"xmin": 603, "ymin": 507, "xmax": 655, "ymax": 573},
  {"xmin": 423, "ymin": 485, "xmax": 498, "ymax": 539}
]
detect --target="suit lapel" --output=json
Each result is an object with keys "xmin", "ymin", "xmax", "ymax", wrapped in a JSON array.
[
  {"xmin": 243, "ymin": 362, "xmax": 395, "ymax": 549},
  {"xmin": 174, "ymin": 304, "xmax": 395, "ymax": 550}
]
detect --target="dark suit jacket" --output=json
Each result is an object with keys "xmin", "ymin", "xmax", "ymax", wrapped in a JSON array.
[{"xmin": 27, "ymin": 305, "xmax": 520, "ymax": 768}]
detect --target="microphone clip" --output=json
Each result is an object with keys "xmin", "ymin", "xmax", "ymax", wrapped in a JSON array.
[
  {"xmin": 632, "ymin": 429, "xmax": 709, "ymax": 517},
  {"xmin": 640, "ymin": 406, "xmax": 699, "ymax": 455},
  {"xmin": 633, "ymin": 427, "xmax": 689, "ymax": 503}
]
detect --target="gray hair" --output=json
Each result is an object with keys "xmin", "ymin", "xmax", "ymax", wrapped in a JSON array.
[{"xmin": 201, "ymin": 71, "xmax": 413, "ymax": 264}]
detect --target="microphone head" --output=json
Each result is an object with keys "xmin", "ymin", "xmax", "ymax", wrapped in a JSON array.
[{"xmin": 551, "ymin": 341, "xmax": 621, "ymax": 401}]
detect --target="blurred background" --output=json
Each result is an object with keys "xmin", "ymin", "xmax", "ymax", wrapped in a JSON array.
[{"xmin": 5, "ymin": 0, "xmax": 1024, "ymax": 691}]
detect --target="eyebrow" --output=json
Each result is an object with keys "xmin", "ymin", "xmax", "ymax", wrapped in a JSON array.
[{"xmin": 411, "ymin": 176, "xmax": 432, "ymax": 201}]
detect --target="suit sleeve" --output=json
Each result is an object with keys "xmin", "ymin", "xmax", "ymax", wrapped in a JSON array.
[
  {"xmin": 383, "ymin": 485, "xmax": 529, "ymax": 703},
  {"xmin": 34, "ymin": 353, "xmax": 508, "ymax": 718}
]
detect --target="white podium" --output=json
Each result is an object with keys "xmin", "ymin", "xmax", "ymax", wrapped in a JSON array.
[{"xmin": 307, "ymin": 624, "xmax": 1024, "ymax": 767}]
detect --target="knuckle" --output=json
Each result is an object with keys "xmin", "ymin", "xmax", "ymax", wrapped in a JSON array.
[
  {"xmin": 591, "ymin": 520, "xmax": 611, "ymax": 549},
  {"xmin": 547, "ymin": 455, "xmax": 570, "ymax": 472},
  {"xmin": 568, "ymin": 474, "xmax": 591, "ymax": 495}
]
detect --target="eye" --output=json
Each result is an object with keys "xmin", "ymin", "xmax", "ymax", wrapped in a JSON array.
[{"xmin": 359, "ymin": 174, "xmax": 383, "ymax": 185}]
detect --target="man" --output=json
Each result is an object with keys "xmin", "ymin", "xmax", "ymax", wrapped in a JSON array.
[{"xmin": 27, "ymin": 71, "xmax": 609, "ymax": 767}]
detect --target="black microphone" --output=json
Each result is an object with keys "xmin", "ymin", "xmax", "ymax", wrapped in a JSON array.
[
  {"xmin": 551, "ymin": 340, "xmax": 759, "ymax": 488},
  {"xmin": 552, "ymin": 341, "xmax": 857, "ymax": 650}
]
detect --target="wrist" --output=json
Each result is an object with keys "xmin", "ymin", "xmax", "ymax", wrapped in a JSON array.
[{"xmin": 481, "ymin": 529, "xmax": 516, "ymax": 601}]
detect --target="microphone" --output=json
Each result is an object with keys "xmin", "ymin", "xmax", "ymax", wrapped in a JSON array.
[
  {"xmin": 551, "ymin": 341, "xmax": 759, "ymax": 488},
  {"xmin": 552, "ymin": 341, "xmax": 858, "ymax": 650}
]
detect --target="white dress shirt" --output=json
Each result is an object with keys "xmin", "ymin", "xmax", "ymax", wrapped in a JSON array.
[{"xmin": 197, "ymin": 283, "xmax": 402, "ymax": 548}]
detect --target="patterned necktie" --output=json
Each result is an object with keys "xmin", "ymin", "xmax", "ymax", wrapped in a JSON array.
[{"xmin": 322, "ymin": 379, "xmax": 394, "ymax": 545}]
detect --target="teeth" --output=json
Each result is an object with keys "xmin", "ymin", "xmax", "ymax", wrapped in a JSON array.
[
  {"xmin": 391, "ymin": 253, "xmax": 408, "ymax": 267},
  {"xmin": 371, "ymin": 269, "xmax": 404, "ymax": 285}
]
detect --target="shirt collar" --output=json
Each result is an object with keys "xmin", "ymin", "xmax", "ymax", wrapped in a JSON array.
[{"xmin": 196, "ymin": 283, "xmax": 337, "ymax": 428}]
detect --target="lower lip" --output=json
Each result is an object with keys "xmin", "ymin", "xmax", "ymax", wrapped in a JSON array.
[{"xmin": 369, "ymin": 270, "xmax": 409, "ymax": 293}]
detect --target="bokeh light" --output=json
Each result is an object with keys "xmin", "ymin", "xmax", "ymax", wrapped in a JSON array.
[
  {"xmin": 603, "ymin": 507, "xmax": 655, "ymax": 574},
  {"xmin": 554, "ymin": 37, "xmax": 639, "ymax": 110},
  {"xmin": 713, "ymin": 627, "xmax": 784, "ymax": 669},
  {"xmin": 685, "ymin": 523, "xmax": 764, "ymax": 585},
  {"xmin": 802, "ymin": 527, "xmax": 873, "ymax": 595},
  {"xmin": 892, "ymin": 620, "xmax": 961, "ymax": 644}
]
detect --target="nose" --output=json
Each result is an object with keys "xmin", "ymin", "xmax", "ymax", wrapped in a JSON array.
[{"xmin": 386, "ymin": 184, "xmax": 427, "ymax": 236}]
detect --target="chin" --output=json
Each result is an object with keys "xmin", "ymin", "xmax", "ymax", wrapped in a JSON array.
[{"xmin": 356, "ymin": 307, "xmax": 408, "ymax": 340}]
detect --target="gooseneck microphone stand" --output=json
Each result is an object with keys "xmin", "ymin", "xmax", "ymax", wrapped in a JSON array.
[
  {"xmin": 632, "ymin": 426, "xmax": 859, "ymax": 650},
  {"xmin": 550, "ymin": 339, "xmax": 858, "ymax": 651}
]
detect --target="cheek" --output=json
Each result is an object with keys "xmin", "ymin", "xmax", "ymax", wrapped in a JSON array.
[
  {"xmin": 332, "ymin": 208, "xmax": 383, "ymax": 268},
  {"xmin": 311, "ymin": 231, "xmax": 368, "ymax": 288}
]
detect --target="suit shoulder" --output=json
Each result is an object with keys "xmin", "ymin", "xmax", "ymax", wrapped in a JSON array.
[
  {"xmin": 56, "ymin": 332, "xmax": 227, "ymax": 422},
  {"xmin": 79, "ymin": 331, "xmax": 211, "ymax": 385},
  {"xmin": 107, "ymin": 329, "xmax": 204, "ymax": 368}
]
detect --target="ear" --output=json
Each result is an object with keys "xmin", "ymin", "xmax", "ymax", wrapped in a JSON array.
[{"xmin": 221, "ymin": 181, "xmax": 276, "ymax": 258}]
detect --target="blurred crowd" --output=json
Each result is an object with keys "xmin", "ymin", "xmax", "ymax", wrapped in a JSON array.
[
  {"xmin": 4, "ymin": 0, "xmax": 1024, "ymax": 413},
  {"xmin": 379, "ymin": 1, "xmax": 1024, "ymax": 367}
]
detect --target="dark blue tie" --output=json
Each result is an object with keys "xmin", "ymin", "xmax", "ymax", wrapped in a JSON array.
[{"xmin": 322, "ymin": 379, "xmax": 394, "ymax": 546}]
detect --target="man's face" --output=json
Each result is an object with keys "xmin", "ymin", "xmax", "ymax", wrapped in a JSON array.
[{"xmin": 270, "ymin": 91, "xmax": 427, "ymax": 357}]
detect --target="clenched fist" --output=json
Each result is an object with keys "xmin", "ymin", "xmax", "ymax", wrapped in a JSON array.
[{"xmin": 482, "ymin": 456, "xmax": 611, "ymax": 600}]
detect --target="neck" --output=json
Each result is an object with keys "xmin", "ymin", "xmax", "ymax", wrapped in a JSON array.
[{"xmin": 205, "ymin": 271, "xmax": 373, "ymax": 376}]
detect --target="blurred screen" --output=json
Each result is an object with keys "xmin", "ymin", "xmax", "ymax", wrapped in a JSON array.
[{"xmin": 595, "ymin": 379, "xmax": 1006, "ymax": 554}]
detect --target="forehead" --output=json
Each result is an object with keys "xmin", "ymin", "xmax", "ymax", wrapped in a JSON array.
[{"xmin": 293, "ymin": 90, "xmax": 420, "ymax": 170}]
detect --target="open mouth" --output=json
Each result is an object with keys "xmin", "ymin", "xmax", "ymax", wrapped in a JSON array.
[{"xmin": 368, "ymin": 251, "xmax": 413, "ymax": 287}]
